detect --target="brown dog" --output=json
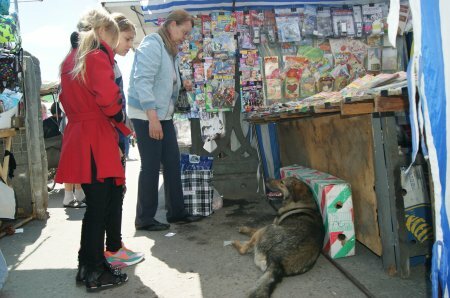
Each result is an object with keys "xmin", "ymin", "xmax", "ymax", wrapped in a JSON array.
[{"xmin": 232, "ymin": 177, "xmax": 325, "ymax": 298}]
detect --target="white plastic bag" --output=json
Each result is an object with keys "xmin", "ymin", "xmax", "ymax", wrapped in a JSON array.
[
  {"xmin": 0, "ymin": 180, "xmax": 15, "ymax": 219},
  {"xmin": 212, "ymin": 188, "xmax": 223, "ymax": 211}
]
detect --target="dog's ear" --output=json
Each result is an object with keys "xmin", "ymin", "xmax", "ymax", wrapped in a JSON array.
[{"xmin": 290, "ymin": 180, "xmax": 310, "ymax": 202}]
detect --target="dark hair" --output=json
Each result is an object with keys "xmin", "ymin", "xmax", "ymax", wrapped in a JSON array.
[
  {"xmin": 50, "ymin": 102, "xmax": 62, "ymax": 115},
  {"xmin": 70, "ymin": 31, "xmax": 79, "ymax": 49}
]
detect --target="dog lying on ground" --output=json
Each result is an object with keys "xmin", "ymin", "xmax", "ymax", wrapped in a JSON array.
[{"xmin": 232, "ymin": 177, "xmax": 325, "ymax": 298}]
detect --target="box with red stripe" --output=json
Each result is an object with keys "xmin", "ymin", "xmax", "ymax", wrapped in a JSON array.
[{"xmin": 280, "ymin": 165, "xmax": 355, "ymax": 259}]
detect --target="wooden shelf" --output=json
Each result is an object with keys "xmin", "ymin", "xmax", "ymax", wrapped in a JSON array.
[{"xmin": 245, "ymin": 96, "xmax": 408, "ymax": 124}]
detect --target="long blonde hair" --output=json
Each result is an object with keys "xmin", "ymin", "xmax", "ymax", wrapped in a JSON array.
[
  {"xmin": 71, "ymin": 8, "xmax": 119, "ymax": 82},
  {"xmin": 158, "ymin": 9, "xmax": 193, "ymax": 57},
  {"xmin": 111, "ymin": 12, "xmax": 136, "ymax": 33}
]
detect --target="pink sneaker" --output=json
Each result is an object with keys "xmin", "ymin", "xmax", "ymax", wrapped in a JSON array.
[{"xmin": 105, "ymin": 245, "xmax": 144, "ymax": 268}]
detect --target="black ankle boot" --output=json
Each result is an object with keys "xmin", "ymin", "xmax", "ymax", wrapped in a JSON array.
[
  {"xmin": 85, "ymin": 263, "xmax": 128, "ymax": 292},
  {"xmin": 76, "ymin": 264, "xmax": 87, "ymax": 284}
]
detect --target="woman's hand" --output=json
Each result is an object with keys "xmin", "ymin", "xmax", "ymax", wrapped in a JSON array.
[
  {"xmin": 149, "ymin": 121, "xmax": 163, "ymax": 140},
  {"xmin": 146, "ymin": 109, "xmax": 163, "ymax": 140}
]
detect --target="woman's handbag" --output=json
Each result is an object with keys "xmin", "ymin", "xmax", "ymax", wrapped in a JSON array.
[{"xmin": 175, "ymin": 87, "xmax": 191, "ymax": 113}]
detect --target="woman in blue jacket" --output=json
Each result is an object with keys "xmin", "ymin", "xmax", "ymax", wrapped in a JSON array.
[{"xmin": 128, "ymin": 9, "xmax": 202, "ymax": 231}]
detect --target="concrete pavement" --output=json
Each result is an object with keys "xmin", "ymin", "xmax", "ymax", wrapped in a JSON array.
[{"xmin": 0, "ymin": 147, "xmax": 430, "ymax": 297}]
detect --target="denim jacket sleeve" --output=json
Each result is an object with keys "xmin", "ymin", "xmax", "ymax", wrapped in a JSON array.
[{"xmin": 132, "ymin": 36, "xmax": 162, "ymax": 111}]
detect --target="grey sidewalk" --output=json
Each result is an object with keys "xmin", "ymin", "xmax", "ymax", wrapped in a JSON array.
[{"xmin": 0, "ymin": 147, "xmax": 430, "ymax": 298}]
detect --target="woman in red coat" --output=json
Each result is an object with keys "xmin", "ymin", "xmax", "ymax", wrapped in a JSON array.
[{"xmin": 55, "ymin": 8, "xmax": 129, "ymax": 292}]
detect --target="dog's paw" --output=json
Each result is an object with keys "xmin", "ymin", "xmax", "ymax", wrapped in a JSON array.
[
  {"xmin": 231, "ymin": 240, "xmax": 240, "ymax": 248},
  {"xmin": 239, "ymin": 226, "xmax": 251, "ymax": 234}
]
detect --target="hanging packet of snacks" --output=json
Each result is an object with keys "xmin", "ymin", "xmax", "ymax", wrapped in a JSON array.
[
  {"xmin": 331, "ymin": 7, "xmax": 356, "ymax": 37},
  {"xmin": 316, "ymin": 7, "xmax": 333, "ymax": 38},
  {"xmin": 241, "ymin": 81, "xmax": 264, "ymax": 112},
  {"xmin": 302, "ymin": 5, "xmax": 317, "ymax": 37},
  {"xmin": 362, "ymin": 3, "xmax": 386, "ymax": 36}
]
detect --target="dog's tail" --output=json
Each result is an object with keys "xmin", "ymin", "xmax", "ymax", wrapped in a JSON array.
[{"xmin": 249, "ymin": 261, "xmax": 284, "ymax": 298}]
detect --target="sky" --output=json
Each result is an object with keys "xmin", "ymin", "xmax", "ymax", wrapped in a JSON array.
[{"xmin": 18, "ymin": 0, "xmax": 134, "ymax": 86}]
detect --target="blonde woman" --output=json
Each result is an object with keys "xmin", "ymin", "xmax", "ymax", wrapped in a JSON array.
[
  {"xmin": 128, "ymin": 9, "xmax": 202, "ymax": 231},
  {"xmin": 55, "ymin": 8, "xmax": 129, "ymax": 291}
]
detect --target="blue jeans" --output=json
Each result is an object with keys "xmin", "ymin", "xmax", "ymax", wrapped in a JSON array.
[{"xmin": 131, "ymin": 119, "xmax": 187, "ymax": 227}]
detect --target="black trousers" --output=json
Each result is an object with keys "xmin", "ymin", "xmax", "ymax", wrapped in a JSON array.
[
  {"xmin": 132, "ymin": 119, "xmax": 187, "ymax": 227},
  {"xmin": 78, "ymin": 166, "xmax": 123, "ymax": 271}
]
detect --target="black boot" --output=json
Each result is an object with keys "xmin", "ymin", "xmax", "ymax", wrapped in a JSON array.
[
  {"xmin": 85, "ymin": 262, "xmax": 128, "ymax": 292},
  {"xmin": 76, "ymin": 264, "xmax": 87, "ymax": 284},
  {"xmin": 76, "ymin": 262, "xmax": 119, "ymax": 284}
]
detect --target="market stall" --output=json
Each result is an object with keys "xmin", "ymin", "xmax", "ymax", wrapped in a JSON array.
[
  {"xmin": 0, "ymin": 1, "xmax": 48, "ymax": 236},
  {"xmin": 104, "ymin": 0, "xmax": 438, "ymax": 283}
]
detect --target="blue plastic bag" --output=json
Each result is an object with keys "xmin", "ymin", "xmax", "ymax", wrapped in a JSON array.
[{"xmin": 180, "ymin": 154, "xmax": 213, "ymax": 171}]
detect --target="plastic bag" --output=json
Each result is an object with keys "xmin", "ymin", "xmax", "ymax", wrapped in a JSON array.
[{"xmin": 180, "ymin": 154, "xmax": 213, "ymax": 171}]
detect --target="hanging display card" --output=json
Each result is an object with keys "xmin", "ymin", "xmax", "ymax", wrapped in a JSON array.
[
  {"xmin": 316, "ymin": 7, "xmax": 333, "ymax": 38},
  {"xmin": 202, "ymin": 15, "xmax": 211, "ymax": 35},
  {"xmin": 367, "ymin": 48, "xmax": 382, "ymax": 72},
  {"xmin": 362, "ymin": 4, "xmax": 386, "ymax": 36},
  {"xmin": 382, "ymin": 47, "xmax": 398, "ymax": 71},
  {"xmin": 276, "ymin": 15, "xmax": 301, "ymax": 43},
  {"xmin": 265, "ymin": 79, "xmax": 283, "ymax": 103},
  {"xmin": 263, "ymin": 10, "xmax": 277, "ymax": 43},
  {"xmin": 199, "ymin": 111, "xmax": 225, "ymax": 142},
  {"xmin": 302, "ymin": 5, "xmax": 317, "ymax": 37},
  {"xmin": 331, "ymin": 8, "xmax": 355, "ymax": 37},
  {"xmin": 239, "ymin": 50, "xmax": 261, "ymax": 82},
  {"xmin": 241, "ymin": 81, "xmax": 264, "ymax": 112},
  {"xmin": 353, "ymin": 6, "xmax": 363, "ymax": 38},
  {"xmin": 205, "ymin": 77, "xmax": 235, "ymax": 112}
]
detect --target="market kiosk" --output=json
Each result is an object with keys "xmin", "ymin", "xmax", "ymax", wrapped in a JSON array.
[{"xmin": 103, "ymin": 0, "xmax": 431, "ymax": 279}]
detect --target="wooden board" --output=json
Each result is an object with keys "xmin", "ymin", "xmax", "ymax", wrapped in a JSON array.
[
  {"xmin": 277, "ymin": 113, "xmax": 382, "ymax": 256},
  {"xmin": 375, "ymin": 96, "xmax": 409, "ymax": 112}
]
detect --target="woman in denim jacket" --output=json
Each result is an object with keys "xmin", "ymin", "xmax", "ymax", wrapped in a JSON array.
[{"xmin": 128, "ymin": 9, "xmax": 202, "ymax": 231}]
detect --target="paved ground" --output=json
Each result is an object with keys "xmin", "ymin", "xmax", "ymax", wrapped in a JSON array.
[{"xmin": 0, "ymin": 147, "xmax": 431, "ymax": 297}]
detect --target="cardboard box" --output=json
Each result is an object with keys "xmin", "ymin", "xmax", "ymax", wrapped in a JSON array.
[
  {"xmin": 280, "ymin": 165, "xmax": 355, "ymax": 259},
  {"xmin": 401, "ymin": 165, "xmax": 433, "ymax": 244}
]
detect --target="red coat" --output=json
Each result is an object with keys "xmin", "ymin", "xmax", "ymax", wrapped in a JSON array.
[{"xmin": 55, "ymin": 42, "xmax": 126, "ymax": 185}]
